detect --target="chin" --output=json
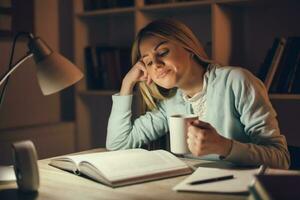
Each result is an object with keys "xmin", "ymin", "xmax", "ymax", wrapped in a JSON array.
[{"xmin": 155, "ymin": 81, "xmax": 176, "ymax": 89}]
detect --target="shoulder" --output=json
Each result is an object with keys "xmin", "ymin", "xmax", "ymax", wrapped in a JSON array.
[
  {"xmin": 214, "ymin": 65, "xmax": 254, "ymax": 82},
  {"xmin": 211, "ymin": 65, "xmax": 264, "ymax": 89}
]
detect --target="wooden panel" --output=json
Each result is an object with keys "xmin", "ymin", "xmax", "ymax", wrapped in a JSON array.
[
  {"xmin": 271, "ymin": 99, "xmax": 300, "ymax": 147},
  {"xmin": 0, "ymin": 122, "xmax": 75, "ymax": 165},
  {"xmin": 0, "ymin": 0, "xmax": 61, "ymax": 129},
  {"xmin": 75, "ymin": 92, "xmax": 142, "ymax": 151},
  {"xmin": 212, "ymin": 3, "xmax": 232, "ymax": 65},
  {"xmin": 211, "ymin": 3, "xmax": 244, "ymax": 65}
]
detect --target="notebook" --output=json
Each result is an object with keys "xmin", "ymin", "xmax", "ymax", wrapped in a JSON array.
[{"xmin": 173, "ymin": 165, "xmax": 265, "ymax": 194}]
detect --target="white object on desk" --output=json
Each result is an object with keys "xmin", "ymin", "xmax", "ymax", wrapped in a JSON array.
[
  {"xmin": 168, "ymin": 114, "xmax": 198, "ymax": 154},
  {"xmin": 12, "ymin": 140, "xmax": 40, "ymax": 192},
  {"xmin": 173, "ymin": 166, "xmax": 263, "ymax": 194},
  {"xmin": 0, "ymin": 165, "xmax": 16, "ymax": 183}
]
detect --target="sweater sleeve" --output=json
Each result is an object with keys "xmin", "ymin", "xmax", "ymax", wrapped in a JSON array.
[
  {"xmin": 223, "ymin": 69, "xmax": 290, "ymax": 169},
  {"xmin": 106, "ymin": 94, "xmax": 169, "ymax": 150}
]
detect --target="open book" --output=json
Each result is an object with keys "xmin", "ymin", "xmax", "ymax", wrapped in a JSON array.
[
  {"xmin": 173, "ymin": 165, "xmax": 265, "ymax": 194},
  {"xmin": 49, "ymin": 149, "xmax": 192, "ymax": 187}
]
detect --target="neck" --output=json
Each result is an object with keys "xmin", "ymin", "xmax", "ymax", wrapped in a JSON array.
[{"xmin": 178, "ymin": 60, "xmax": 206, "ymax": 97}]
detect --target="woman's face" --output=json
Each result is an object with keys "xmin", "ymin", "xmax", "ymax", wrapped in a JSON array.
[{"xmin": 139, "ymin": 35, "xmax": 192, "ymax": 89}]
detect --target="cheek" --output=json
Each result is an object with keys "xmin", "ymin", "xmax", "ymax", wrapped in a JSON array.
[{"xmin": 147, "ymin": 68, "xmax": 156, "ymax": 79}]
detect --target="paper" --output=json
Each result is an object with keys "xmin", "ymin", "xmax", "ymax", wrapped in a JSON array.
[
  {"xmin": 0, "ymin": 166, "xmax": 16, "ymax": 183},
  {"xmin": 173, "ymin": 166, "xmax": 260, "ymax": 193}
]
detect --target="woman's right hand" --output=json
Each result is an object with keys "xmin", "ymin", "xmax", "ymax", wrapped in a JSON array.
[{"xmin": 120, "ymin": 60, "xmax": 152, "ymax": 95}]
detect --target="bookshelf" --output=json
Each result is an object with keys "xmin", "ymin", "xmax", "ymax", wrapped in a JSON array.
[{"xmin": 73, "ymin": 0, "xmax": 300, "ymax": 151}]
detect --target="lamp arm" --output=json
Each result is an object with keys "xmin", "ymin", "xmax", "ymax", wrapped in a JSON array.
[{"xmin": 0, "ymin": 53, "xmax": 34, "ymax": 87}]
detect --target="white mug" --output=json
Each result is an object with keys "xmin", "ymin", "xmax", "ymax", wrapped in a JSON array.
[{"xmin": 168, "ymin": 114, "xmax": 198, "ymax": 155}]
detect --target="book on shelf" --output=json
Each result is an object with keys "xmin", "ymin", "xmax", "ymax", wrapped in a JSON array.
[
  {"xmin": 249, "ymin": 174, "xmax": 300, "ymax": 200},
  {"xmin": 261, "ymin": 37, "xmax": 287, "ymax": 91},
  {"xmin": 49, "ymin": 149, "xmax": 192, "ymax": 187},
  {"xmin": 84, "ymin": 46, "xmax": 131, "ymax": 90},
  {"xmin": 96, "ymin": 46, "xmax": 119, "ymax": 90},
  {"xmin": 289, "ymin": 53, "xmax": 300, "ymax": 93},
  {"xmin": 257, "ymin": 38, "xmax": 280, "ymax": 82},
  {"xmin": 269, "ymin": 37, "xmax": 300, "ymax": 93},
  {"xmin": 84, "ymin": 47, "xmax": 103, "ymax": 89},
  {"xmin": 258, "ymin": 36, "xmax": 300, "ymax": 93}
]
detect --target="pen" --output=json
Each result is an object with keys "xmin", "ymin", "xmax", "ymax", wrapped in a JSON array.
[{"xmin": 188, "ymin": 175, "xmax": 234, "ymax": 185}]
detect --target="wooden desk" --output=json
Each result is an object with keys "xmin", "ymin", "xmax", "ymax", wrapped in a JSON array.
[{"xmin": 0, "ymin": 149, "xmax": 247, "ymax": 200}]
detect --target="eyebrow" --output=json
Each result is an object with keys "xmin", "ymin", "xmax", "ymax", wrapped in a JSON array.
[{"xmin": 141, "ymin": 40, "xmax": 168, "ymax": 59}]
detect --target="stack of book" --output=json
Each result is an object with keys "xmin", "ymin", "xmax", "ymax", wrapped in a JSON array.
[
  {"xmin": 258, "ymin": 37, "xmax": 300, "ymax": 93},
  {"xmin": 84, "ymin": 46, "xmax": 131, "ymax": 90}
]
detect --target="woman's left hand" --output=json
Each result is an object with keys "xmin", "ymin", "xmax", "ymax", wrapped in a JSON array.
[{"xmin": 187, "ymin": 120, "xmax": 232, "ymax": 157}]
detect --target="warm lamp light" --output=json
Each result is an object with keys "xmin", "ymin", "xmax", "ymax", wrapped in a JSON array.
[{"xmin": 0, "ymin": 32, "xmax": 83, "ymax": 95}]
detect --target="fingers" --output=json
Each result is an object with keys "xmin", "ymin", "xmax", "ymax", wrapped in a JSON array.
[
  {"xmin": 136, "ymin": 60, "xmax": 153, "ymax": 85},
  {"xmin": 189, "ymin": 119, "xmax": 211, "ymax": 129},
  {"xmin": 136, "ymin": 60, "xmax": 147, "ymax": 75},
  {"xmin": 187, "ymin": 131, "xmax": 204, "ymax": 157},
  {"xmin": 187, "ymin": 121, "xmax": 210, "ymax": 156}
]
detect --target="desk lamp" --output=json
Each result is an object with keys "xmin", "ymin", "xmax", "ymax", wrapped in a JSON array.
[
  {"xmin": 0, "ymin": 32, "xmax": 83, "ymax": 193},
  {"xmin": 0, "ymin": 32, "xmax": 83, "ymax": 95}
]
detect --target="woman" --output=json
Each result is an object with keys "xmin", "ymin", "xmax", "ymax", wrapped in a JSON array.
[{"xmin": 106, "ymin": 19, "xmax": 290, "ymax": 169}]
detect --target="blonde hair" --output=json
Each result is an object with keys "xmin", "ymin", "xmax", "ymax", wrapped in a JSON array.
[{"xmin": 131, "ymin": 19, "xmax": 212, "ymax": 111}]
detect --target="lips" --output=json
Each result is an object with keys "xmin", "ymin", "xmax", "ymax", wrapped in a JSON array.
[{"xmin": 156, "ymin": 69, "xmax": 171, "ymax": 79}]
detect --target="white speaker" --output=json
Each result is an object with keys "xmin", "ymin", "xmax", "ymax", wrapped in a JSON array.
[{"xmin": 11, "ymin": 140, "xmax": 40, "ymax": 192}]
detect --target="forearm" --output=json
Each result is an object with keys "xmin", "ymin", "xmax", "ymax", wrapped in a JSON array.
[
  {"xmin": 120, "ymin": 79, "xmax": 135, "ymax": 96},
  {"xmin": 106, "ymin": 94, "xmax": 137, "ymax": 150},
  {"xmin": 223, "ymin": 137, "xmax": 290, "ymax": 169},
  {"xmin": 106, "ymin": 94, "xmax": 167, "ymax": 151}
]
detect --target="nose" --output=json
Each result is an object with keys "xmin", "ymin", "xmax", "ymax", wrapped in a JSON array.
[{"xmin": 153, "ymin": 57, "xmax": 164, "ymax": 69}]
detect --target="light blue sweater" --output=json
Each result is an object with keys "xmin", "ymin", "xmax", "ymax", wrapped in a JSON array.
[{"xmin": 106, "ymin": 65, "xmax": 290, "ymax": 169}]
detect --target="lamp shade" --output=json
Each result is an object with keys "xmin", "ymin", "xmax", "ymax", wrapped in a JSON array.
[
  {"xmin": 36, "ymin": 52, "xmax": 83, "ymax": 95},
  {"xmin": 28, "ymin": 36, "xmax": 83, "ymax": 95}
]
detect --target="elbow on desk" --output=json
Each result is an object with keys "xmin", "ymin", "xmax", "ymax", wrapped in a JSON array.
[
  {"xmin": 105, "ymin": 136, "xmax": 128, "ymax": 151},
  {"xmin": 106, "ymin": 138, "xmax": 119, "ymax": 151}
]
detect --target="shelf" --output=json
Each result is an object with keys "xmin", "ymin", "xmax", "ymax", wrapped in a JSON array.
[
  {"xmin": 77, "ymin": 7, "xmax": 135, "ymax": 18},
  {"xmin": 76, "ymin": 0, "xmax": 253, "ymax": 18},
  {"xmin": 141, "ymin": 0, "xmax": 212, "ymax": 11},
  {"xmin": 269, "ymin": 94, "xmax": 300, "ymax": 100},
  {"xmin": 78, "ymin": 90, "xmax": 118, "ymax": 96},
  {"xmin": 141, "ymin": 0, "xmax": 255, "ymax": 11}
]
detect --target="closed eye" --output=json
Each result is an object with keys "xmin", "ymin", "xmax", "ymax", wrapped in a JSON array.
[{"xmin": 158, "ymin": 49, "xmax": 169, "ymax": 57}]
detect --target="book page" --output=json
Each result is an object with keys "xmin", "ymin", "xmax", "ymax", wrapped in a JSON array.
[
  {"xmin": 77, "ymin": 149, "xmax": 188, "ymax": 181},
  {"xmin": 49, "ymin": 157, "xmax": 80, "ymax": 174}
]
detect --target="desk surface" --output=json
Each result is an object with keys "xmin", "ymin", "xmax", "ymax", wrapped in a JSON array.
[{"xmin": 0, "ymin": 148, "xmax": 247, "ymax": 200}]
